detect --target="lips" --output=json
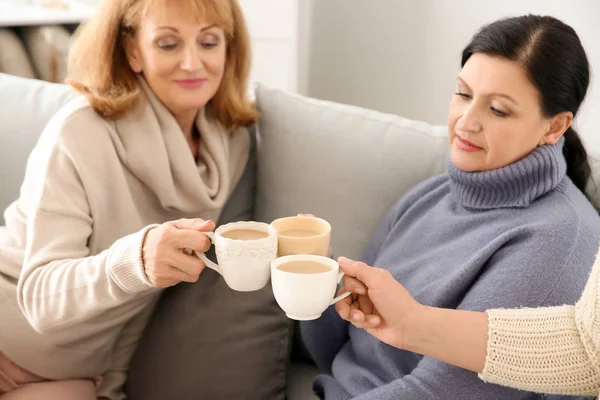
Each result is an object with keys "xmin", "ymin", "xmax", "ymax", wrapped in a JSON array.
[
  {"xmin": 455, "ymin": 134, "xmax": 484, "ymax": 153},
  {"xmin": 173, "ymin": 78, "xmax": 208, "ymax": 90},
  {"xmin": 456, "ymin": 135, "xmax": 483, "ymax": 149}
]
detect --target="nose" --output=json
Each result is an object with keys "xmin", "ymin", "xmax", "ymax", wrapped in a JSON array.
[
  {"xmin": 180, "ymin": 44, "xmax": 202, "ymax": 72},
  {"xmin": 456, "ymin": 103, "xmax": 483, "ymax": 134}
]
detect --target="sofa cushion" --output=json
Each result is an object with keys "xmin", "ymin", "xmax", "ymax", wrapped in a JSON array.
[
  {"xmin": 0, "ymin": 29, "xmax": 36, "ymax": 79},
  {"xmin": 0, "ymin": 74, "xmax": 76, "ymax": 224},
  {"xmin": 19, "ymin": 25, "xmax": 71, "ymax": 83},
  {"xmin": 286, "ymin": 362, "xmax": 320, "ymax": 400},
  {"xmin": 254, "ymin": 84, "xmax": 449, "ymax": 260}
]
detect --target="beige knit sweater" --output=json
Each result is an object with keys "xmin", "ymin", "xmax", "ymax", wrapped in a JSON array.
[
  {"xmin": 481, "ymin": 246, "xmax": 600, "ymax": 396},
  {"xmin": 0, "ymin": 78, "xmax": 250, "ymax": 399}
]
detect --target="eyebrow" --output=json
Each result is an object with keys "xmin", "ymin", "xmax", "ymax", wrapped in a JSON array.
[
  {"xmin": 155, "ymin": 24, "xmax": 218, "ymax": 33},
  {"xmin": 457, "ymin": 77, "xmax": 518, "ymax": 105}
]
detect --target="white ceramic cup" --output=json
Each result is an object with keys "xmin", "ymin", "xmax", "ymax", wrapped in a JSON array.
[
  {"xmin": 271, "ymin": 254, "xmax": 351, "ymax": 320},
  {"xmin": 195, "ymin": 221, "xmax": 278, "ymax": 292}
]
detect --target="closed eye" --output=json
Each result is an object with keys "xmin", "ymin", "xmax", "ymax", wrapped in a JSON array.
[
  {"xmin": 199, "ymin": 33, "xmax": 220, "ymax": 49},
  {"xmin": 491, "ymin": 107, "xmax": 509, "ymax": 117},
  {"xmin": 159, "ymin": 43, "xmax": 178, "ymax": 50},
  {"xmin": 157, "ymin": 37, "xmax": 179, "ymax": 50},
  {"xmin": 455, "ymin": 92, "xmax": 472, "ymax": 100},
  {"xmin": 200, "ymin": 41, "xmax": 219, "ymax": 49}
]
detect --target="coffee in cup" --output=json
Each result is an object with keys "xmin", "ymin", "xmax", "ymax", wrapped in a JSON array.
[
  {"xmin": 220, "ymin": 229, "xmax": 269, "ymax": 241},
  {"xmin": 271, "ymin": 255, "xmax": 350, "ymax": 320},
  {"xmin": 276, "ymin": 260, "xmax": 332, "ymax": 274}
]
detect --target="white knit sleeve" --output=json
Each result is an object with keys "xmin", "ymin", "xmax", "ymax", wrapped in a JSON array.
[{"xmin": 481, "ymin": 248, "xmax": 600, "ymax": 396}]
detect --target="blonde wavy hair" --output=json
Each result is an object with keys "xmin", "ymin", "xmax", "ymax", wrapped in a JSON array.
[{"xmin": 67, "ymin": 0, "xmax": 257, "ymax": 131}]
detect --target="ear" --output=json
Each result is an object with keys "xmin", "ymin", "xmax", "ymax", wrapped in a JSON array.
[
  {"xmin": 125, "ymin": 36, "xmax": 143, "ymax": 73},
  {"xmin": 539, "ymin": 111, "xmax": 573, "ymax": 146}
]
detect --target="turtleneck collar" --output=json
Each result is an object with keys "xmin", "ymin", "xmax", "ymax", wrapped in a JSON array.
[{"xmin": 448, "ymin": 139, "xmax": 566, "ymax": 209}]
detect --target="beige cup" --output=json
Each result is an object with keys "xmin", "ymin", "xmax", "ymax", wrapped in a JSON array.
[{"xmin": 270, "ymin": 216, "xmax": 331, "ymax": 257}]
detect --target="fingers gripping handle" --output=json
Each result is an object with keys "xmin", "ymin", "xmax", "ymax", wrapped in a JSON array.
[
  {"xmin": 194, "ymin": 232, "xmax": 222, "ymax": 275},
  {"xmin": 330, "ymin": 271, "xmax": 351, "ymax": 305}
]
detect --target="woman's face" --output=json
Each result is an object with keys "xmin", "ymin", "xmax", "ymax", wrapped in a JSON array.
[
  {"xmin": 448, "ymin": 53, "xmax": 564, "ymax": 172},
  {"xmin": 126, "ymin": 4, "xmax": 227, "ymax": 117}
]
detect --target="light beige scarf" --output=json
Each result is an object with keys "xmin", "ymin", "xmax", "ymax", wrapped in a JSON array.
[{"xmin": 113, "ymin": 77, "xmax": 250, "ymax": 216}]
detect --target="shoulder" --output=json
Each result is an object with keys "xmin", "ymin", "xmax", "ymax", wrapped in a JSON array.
[
  {"xmin": 21, "ymin": 97, "xmax": 129, "ymax": 194},
  {"xmin": 397, "ymin": 174, "xmax": 450, "ymax": 208},
  {"xmin": 548, "ymin": 180, "xmax": 600, "ymax": 255},
  {"xmin": 37, "ymin": 97, "xmax": 115, "ymax": 156},
  {"xmin": 377, "ymin": 174, "xmax": 450, "ymax": 229},
  {"xmin": 409, "ymin": 173, "xmax": 449, "ymax": 194},
  {"xmin": 503, "ymin": 182, "xmax": 600, "ymax": 304},
  {"xmin": 31, "ymin": 97, "xmax": 124, "ymax": 172},
  {"xmin": 533, "ymin": 179, "xmax": 600, "ymax": 236},
  {"xmin": 498, "ymin": 181, "xmax": 600, "ymax": 267}
]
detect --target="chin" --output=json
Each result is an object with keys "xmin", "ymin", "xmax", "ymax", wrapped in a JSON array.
[
  {"xmin": 182, "ymin": 101, "xmax": 209, "ymax": 111},
  {"xmin": 450, "ymin": 150, "xmax": 482, "ymax": 172},
  {"xmin": 172, "ymin": 98, "xmax": 209, "ymax": 113}
]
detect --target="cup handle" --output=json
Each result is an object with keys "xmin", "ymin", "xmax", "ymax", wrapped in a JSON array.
[
  {"xmin": 193, "ymin": 232, "xmax": 222, "ymax": 275},
  {"xmin": 330, "ymin": 291, "xmax": 351, "ymax": 305},
  {"xmin": 330, "ymin": 271, "xmax": 351, "ymax": 305}
]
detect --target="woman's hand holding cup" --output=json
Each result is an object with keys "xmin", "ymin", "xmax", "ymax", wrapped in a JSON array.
[
  {"xmin": 335, "ymin": 257, "xmax": 423, "ymax": 350},
  {"xmin": 142, "ymin": 218, "xmax": 215, "ymax": 288}
]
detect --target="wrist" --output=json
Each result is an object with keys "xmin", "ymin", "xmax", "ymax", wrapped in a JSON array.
[
  {"xmin": 141, "ymin": 226, "xmax": 158, "ymax": 268},
  {"xmin": 399, "ymin": 303, "xmax": 434, "ymax": 353},
  {"xmin": 393, "ymin": 301, "xmax": 427, "ymax": 351},
  {"xmin": 398, "ymin": 305, "xmax": 489, "ymax": 373}
]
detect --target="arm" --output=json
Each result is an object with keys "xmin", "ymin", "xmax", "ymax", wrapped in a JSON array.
[
  {"xmin": 17, "ymin": 136, "xmax": 159, "ymax": 336},
  {"xmin": 402, "ymin": 306, "xmax": 488, "ymax": 374},
  {"xmin": 387, "ymin": 286, "xmax": 600, "ymax": 397},
  {"xmin": 404, "ymin": 302, "xmax": 600, "ymax": 396},
  {"xmin": 477, "ymin": 241, "xmax": 600, "ymax": 395},
  {"xmin": 480, "ymin": 305, "xmax": 600, "ymax": 395}
]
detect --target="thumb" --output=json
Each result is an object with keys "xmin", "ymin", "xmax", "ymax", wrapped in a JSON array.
[
  {"xmin": 172, "ymin": 218, "xmax": 215, "ymax": 232},
  {"xmin": 338, "ymin": 257, "xmax": 387, "ymax": 289}
]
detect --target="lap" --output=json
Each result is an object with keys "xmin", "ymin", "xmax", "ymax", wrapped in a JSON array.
[{"xmin": 0, "ymin": 379, "xmax": 97, "ymax": 400}]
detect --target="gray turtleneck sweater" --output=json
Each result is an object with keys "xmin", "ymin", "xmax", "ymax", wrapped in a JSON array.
[{"xmin": 301, "ymin": 142, "xmax": 600, "ymax": 400}]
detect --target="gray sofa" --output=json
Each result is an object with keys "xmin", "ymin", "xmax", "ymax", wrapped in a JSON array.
[{"xmin": 2, "ymin": 73, "xmax": 600, "ymax": 399}]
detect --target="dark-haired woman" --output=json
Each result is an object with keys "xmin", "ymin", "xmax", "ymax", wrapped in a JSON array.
[{"xmin": 301, "ymin": 14, "xmax": 600, "ymax": 400}]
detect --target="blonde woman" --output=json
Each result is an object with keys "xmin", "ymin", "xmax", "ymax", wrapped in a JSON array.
[{"xmin": 0, "ymin": 0, "xmax": 255, "ymax": 398}]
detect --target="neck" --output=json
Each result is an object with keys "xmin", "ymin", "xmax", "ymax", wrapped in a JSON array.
[{"xmin": 447, "ymin": 139, "xmax": 567, "ymax": 209}]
